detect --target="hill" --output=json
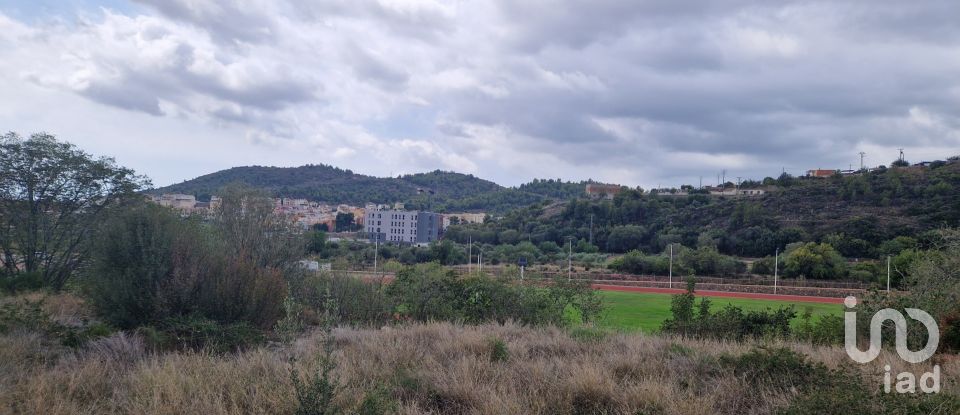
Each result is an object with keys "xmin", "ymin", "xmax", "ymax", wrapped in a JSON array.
[
  {"xmin": 151, "ymin": 164, "xmax": 592, "ymax": 213},
  {"xmin": 153, "ymin": 165, "xmax": 499, "ymax": 203},
  {"xmin": 446, "ymin": 159, "xmax": 960, "ymax": 260}
]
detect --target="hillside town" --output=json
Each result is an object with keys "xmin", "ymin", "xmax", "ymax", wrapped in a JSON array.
[{"xmin": 147, "ymin": 194, "xmax": 487, "ymax": 241}]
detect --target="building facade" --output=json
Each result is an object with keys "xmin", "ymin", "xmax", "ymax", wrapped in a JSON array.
[
  {"xmin": 366, "ymin": 209, "xmax": 442, "ymax": 244},
  {"xmin": 585, "ymin": 183, "xmax": 623, "ymax": 199}
]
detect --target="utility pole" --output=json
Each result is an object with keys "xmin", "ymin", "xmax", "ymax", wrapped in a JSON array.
[
  {"xmin": 721, "ymin": 170, "xmax": 726, "ymax": 188},
  {"xmin": 774, "ymin": 247, "xmax": 779, "ymax": 295},
  {"xmin": 467, "ymin": 235, "xmax": 472, "ymax": 274},
  {"xmin": 669, "ymin": 244, "xmax": 673, "ymax": 289},
  {"xmin": 898, "ymin": 148, "xmax": 905, "ymax": 163},
  {"xmin": 859, "ymin": 152, "xmax": 866, "ymax": 171},
  {"xmin": 374, "ymin": 238, "xmax": 379, "ymax": 276},
  {"xmin": 479, "ymin": 249, "xmax": 483, "ymax": 274},
  {"xmin": 567, "ymin": 237, "xmax": 573, "ymax": 281}
]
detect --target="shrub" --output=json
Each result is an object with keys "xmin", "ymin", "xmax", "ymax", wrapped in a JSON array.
[
  {"xmin": 0, "ymin": 272, "xmax": 44, "ymax": 293},
  {"xmin": 291, "ymin": 301, "xmax": 341, "ymax": 415},
  {"xmin": 488, "ymin": 337, "xmax": 509, "ymax": 362},
  {"xmin": 783, "ymin": 242, "xmax": 847, "ymax": 279},
  {"xmin": 84, "ymin": 201, "xmax": 290, "ymax": 332},
  {"xmin": 661, "ymin": 281, "xmax": 795, "ymax": 341},
  {"xmin": 0, "ymin": 296, "xmax": 112, "ymax": 347},
  {"xmin": 152, "ymin": 315, "xmax": 264, "ymax": 353},
  {"xmin": 385, "ymin": 264, "xmax": 602, "ymax": 327},
  {"xmin": 793, "ymin": 309, "xmax": 844, "ymax": 345}
]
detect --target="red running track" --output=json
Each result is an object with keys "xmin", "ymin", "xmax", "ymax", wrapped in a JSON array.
[{"xmin": 592, "ymin": 284, "xmax": 846, "ymax": 304}]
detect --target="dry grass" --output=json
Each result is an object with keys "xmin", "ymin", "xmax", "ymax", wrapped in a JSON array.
[{"xmin": 1, "ymin": 293, "xmax": 958, "ymax": 414}]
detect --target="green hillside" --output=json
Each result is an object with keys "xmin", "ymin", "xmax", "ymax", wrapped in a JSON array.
[
  {"xmin": 151, "ymin": 165, "xmax": 593, "ymax": 213},
  {"xmin": 445, "ymin": 159, "xmax": 960, "ymax": 261}
]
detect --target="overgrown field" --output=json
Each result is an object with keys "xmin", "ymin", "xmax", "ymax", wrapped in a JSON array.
[
  {"xmin": 598, "ymin": 290, "xmax": 843, "ymax": 332},
  {"xmin": 1, "ymin": 292, "xmax": 957, "ymax": 415}
]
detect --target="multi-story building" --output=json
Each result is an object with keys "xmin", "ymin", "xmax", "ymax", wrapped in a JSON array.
[{"xmin": 365, "ymin": 209, "xmax": 442, "ymax": 244}]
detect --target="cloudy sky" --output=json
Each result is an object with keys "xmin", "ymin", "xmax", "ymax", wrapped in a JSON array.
[{"xmin": 1, "ymin": 1, "xmax": 959, "ymax": 189}]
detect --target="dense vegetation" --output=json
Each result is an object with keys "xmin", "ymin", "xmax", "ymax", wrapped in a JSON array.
[{"xmin": 153, "ymin": 165, "xmax": 598, "ymax": 214}]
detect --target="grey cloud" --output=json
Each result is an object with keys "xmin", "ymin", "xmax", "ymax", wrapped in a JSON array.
[
  {"xmin": 132, "ymin": 0, "xmax": 277, "ymax": 44},
  {"xmin": 6, "ymin": 0, "xmax": 960, "ymax": 188},
  {"xmin": 81, "ymin": 79, "xmax": 164, "ymax": 116},
  {"xmin": 345, "ymin": 46, "xmax": 409, "ymax": 90}
]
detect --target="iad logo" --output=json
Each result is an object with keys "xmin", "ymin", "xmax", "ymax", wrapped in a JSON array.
[{"xmin": 843, "ymin": 296, "xmax": 941, "ymax": 393}]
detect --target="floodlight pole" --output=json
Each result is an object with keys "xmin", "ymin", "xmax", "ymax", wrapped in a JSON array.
[
  {"xmin": 774, "ymin": 247, "xmax": 779, "ymax": 295},
  {"xmin": 669, "ymin": 244, "xmax": 673, "ymax": 289}
]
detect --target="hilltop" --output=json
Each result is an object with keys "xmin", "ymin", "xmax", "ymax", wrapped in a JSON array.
[{"xmin": 151, "ymin": 164, "xmax": 599, "ymax": 213}]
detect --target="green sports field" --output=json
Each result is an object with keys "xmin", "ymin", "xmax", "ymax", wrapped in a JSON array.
[{"xmin": 597, "ymin": 290, "xmax": 844, "ymax": 332}]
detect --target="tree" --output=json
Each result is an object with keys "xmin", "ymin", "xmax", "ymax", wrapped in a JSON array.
[
  {"xmin": 334, "ymin": 212, "xmax": 355, "ymax": 232},
  {"xmin": 783, "ymin": 242, "xmax": 847, "ymax": 279},
  {"xmin": 214, "ymin": 184, "xmax": 305, "ymax": 270},
  {"xmin": 606, "ymin": 225, "xmax": 647, "ymax": 253},
  {"xmin": 891, "ymin": 158, "xmax": 910, "ymax": 167},
  {"xmin": 0, "ymin": 133, "xmax": 148, "ymax": 289}
]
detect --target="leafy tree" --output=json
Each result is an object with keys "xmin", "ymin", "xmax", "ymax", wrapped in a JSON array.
[
  {"xmin": 215, "ymin": 184, "xmax": 305, "ymax": 270},
  {"xmin": 605, "ymin": 225, "xmax": 646, "ymax": 253},
  {"xmin": 334, "ymin": 212, "xmax": 355, "ymax": 232},
  {"xmin": 783, "ymin": 243, "xmax": 847, "ymax": 279},
  {"xmin": 0, "ymin": 133, "xmax": 148, "ymax": 289},
  {"xmin": 85, "ymin": 201, "xmax": 289, "ymax": 330}
]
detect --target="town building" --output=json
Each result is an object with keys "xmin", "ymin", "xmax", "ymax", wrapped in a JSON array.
[
  {"xmin": 585, "ymin": 183, "xmax": 623, "ymax": 199},
  {"xmin": 442, "ymin": 212, "xmax": 487, "ymax": 228},
  {"xmin": 157, "ymin": 194, "xmax": 197, "ymax": 210},
  {"xmin": 806, "ymin": 169, "xmax": 838, "ymax": 178},
  {"xmin": 365, "ymin": 208, "xmax": 442, "ymax": 244}
]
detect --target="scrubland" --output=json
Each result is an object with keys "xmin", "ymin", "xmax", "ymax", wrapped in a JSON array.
[{"xmin": 2, "ymin": 292, "xmax": 958, "ymax": 415}]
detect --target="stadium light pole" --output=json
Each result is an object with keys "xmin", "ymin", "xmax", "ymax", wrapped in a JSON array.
[
  {"xmin": 774, "ymin": 247, "xmax": 779, "ymax": 295},
  {"xmin": 669, "ymin": 244, "xmax": 673, "ymax": 289}
]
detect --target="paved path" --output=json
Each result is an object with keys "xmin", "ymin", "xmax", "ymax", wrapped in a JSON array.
[{"xmin": 592, "ymin": 284, "xmax": 846, "ymax": 304}]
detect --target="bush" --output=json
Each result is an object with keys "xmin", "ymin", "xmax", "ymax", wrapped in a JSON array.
[
  {"xmin": 385, "ymin": 263, "xmax": 602, "ymax": 326},
  {"xmin": 84, "ymin": 201, "xmax": 289, "ymax": 331},
  {"xmin": 296, "ymin": 272, "xmax": 393, "ymax": 326},
  {"xmin": 150, "ymin": 315, "xmax": 264, "ymax": 353},
  {"xmin": 488, "ymin": 338, "xmax": 509, "ymax": 362},
  {"xmin": 750, "ymin": 256, "xmax": 777, "ymax": 275},
  {"xmin": 608, "ymin": 250, "xmax": 669, "ymax": 275},
  {"xmin": 0, "ymin": 272, "xmax": 44, "ymax": 293},
  {"xmin": 661, "ymin": 281, "xmax": 795, "ymax": 341},
  {"xmin": 792, "ymin": 309, "xmax": 844, "ymax": 345},
  {"xmin": 783, "ymin": 242, "xmax": 847, "ymax": 279},
  {"xmin": 0, "ymin": 296, "xmax": 113, "ymax": 347}
]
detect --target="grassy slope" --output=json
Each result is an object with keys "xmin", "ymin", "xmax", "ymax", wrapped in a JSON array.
[{"xmin": 597, "ymin": 290, "xmax": 842, "ymax": 332}]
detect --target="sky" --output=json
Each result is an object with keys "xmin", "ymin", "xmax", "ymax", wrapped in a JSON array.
[{"xmin": 1, "ymin": 1, "xmax": 959, "ymax": 189}]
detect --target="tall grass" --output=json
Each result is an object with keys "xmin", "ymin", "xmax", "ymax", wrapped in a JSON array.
[{"xmin": 3, "ymin": 307, "xmax": 957, "ymax": 414}]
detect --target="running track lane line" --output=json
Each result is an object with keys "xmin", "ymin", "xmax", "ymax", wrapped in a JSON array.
[{"xmin": 592, "ymin": 284, "xmax": 846, "ymax": 304}]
